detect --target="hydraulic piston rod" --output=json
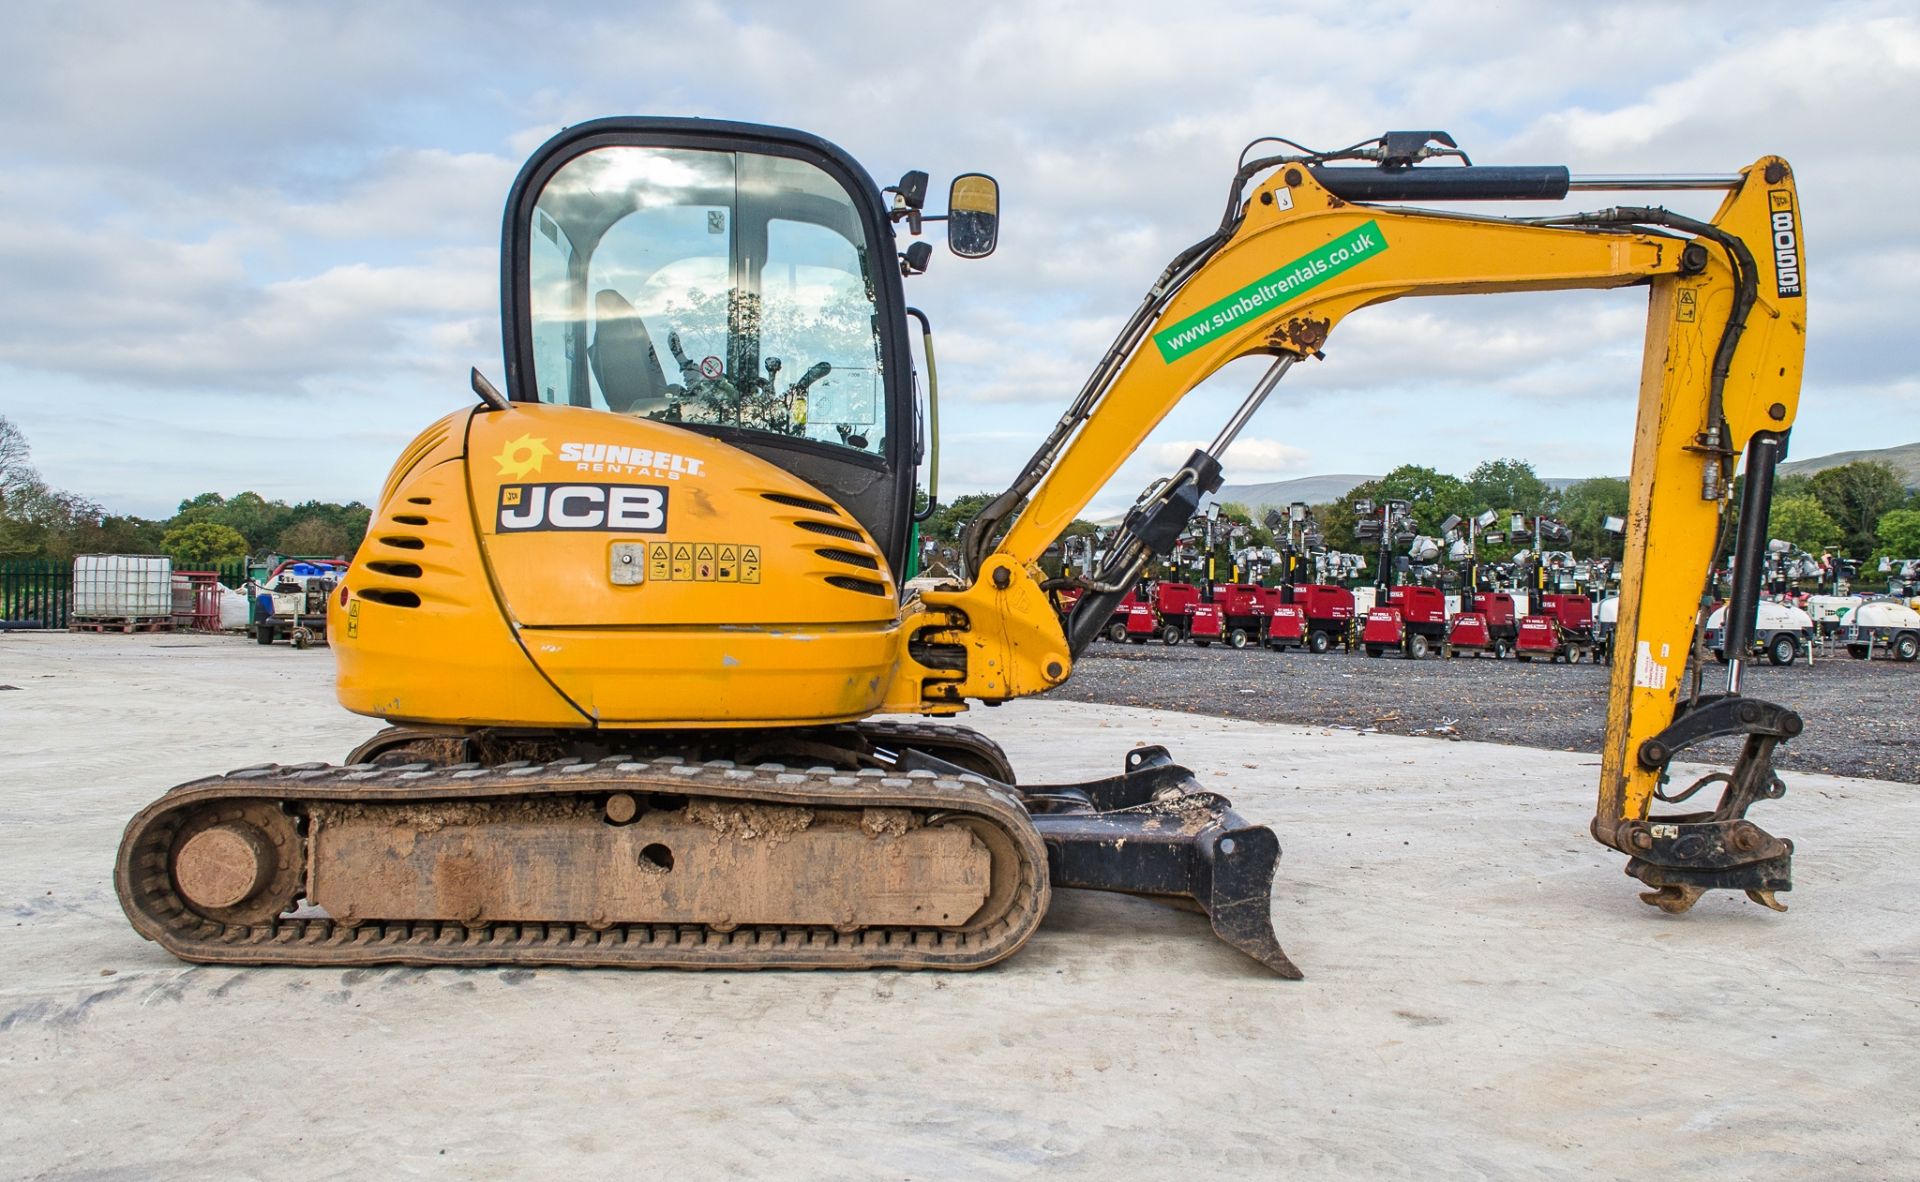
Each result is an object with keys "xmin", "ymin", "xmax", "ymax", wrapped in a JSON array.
[{"xmin": 1209, "ymin": 354, "xmax": 1296, "ymax": 456}]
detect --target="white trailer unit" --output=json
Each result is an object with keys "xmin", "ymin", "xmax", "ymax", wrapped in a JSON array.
[
  {"xmin": 1843, "ymin": 600, "xmax": 1920, "ymax": 662},
  {"xmin": 1594, "ymin": 595, "xmax": 1620, "ymax": 663},
  {"xmin": 1805, "ymin": 594, "xmax": 1864, "ymax": 638},
  {"xmin": 1703, "ymin": 600, "xmax": 1813, "ymax": 666}
]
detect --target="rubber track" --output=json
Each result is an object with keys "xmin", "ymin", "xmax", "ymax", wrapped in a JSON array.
[
  {"xmin": 345, "ymin": 719, "xmax": 1018, "ymax": 784},
  {"xmin": 847, "ymin": 719, "xmax": 1017, "ymax": 783},
  {"xmin": 116, "ymin": 755, "xmax": 1050, "ymax": 971}
]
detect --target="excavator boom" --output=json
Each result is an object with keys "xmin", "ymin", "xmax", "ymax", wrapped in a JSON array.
[{"xmin": 902, "ymin": 137, "xmax": 1806, "ymax": 913}]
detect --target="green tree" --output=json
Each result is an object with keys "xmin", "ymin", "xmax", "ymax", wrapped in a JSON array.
[
  {"xmin": 0, "ymin": 415, "xmax": 31, "ymax": 495},
  {"xmin": 1876, "ymin": 508, "xmax": 1920, "ymax": 557},
  {"xmin": 172, "ymin": 491, "xmax": 227, "ymax": 525},
  {"xmin": 278, "ymin": 517, "xmax": 351, "ymax": 557},
  {"xmin": 216, "ymin": 491, "xmax": 294, "ymax": 553},
  {"xmin": 1466, "ymin": 458, "xmax": 1555, "ymax": 519},
  {"xmin": 0, "ymin": 478, "xmax": 105, "ymax": 563},
  {"xmin": 0, "ymin": 416, "xmax": 42, "ymax": 557},
  {"xmin": 162, "ymin": 521, "xmax": 248, "ymax": 568},
  {"xmin": 1311, "ymin": 497, "xmax": 1356, "ymax": 553},
  {"xmin": 1808, "ymin": 461, "xmax": 1907, "ymax": 557},
  {"xmin": 1768, "ymin": 494, "xmax": 1842, "ymax": 551},
  {"xmin": 922, "ymin": 492, "xmax": 997, "ymax": 551},
  {"xmin": 1216, "ymin": 501, "xmax": 1273, "ymax": 548},
  {"xmin": 70, "ymin": 514, "xmax": 167, "ymax": 557},
  {"xmin": 1771, "ymin": 473, "xmax": 1816, "ymax": 501},
  {"xmin": 1557, "ymin": 477, "xmax": 1631, "ymax": 558},
  {"xmin": 288, "ymin": 499, "xmax": 371, "ymax": 550},
  {"xmin": 1342, "ymin": 465, "xmax": 1470, "ymax": 536}
]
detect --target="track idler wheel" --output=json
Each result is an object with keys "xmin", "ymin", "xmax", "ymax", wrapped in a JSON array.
[{"xmin": 168, "ymin": 802, "xmax": 304, "ymax": 925}]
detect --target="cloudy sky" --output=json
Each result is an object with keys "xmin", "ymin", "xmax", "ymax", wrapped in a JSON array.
[{"xmin": 2, "ymin": 0, "xmax": 1914, "ymax": 519}]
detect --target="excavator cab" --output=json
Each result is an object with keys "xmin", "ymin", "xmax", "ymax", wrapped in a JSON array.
[{"xmin": 504, "ymin": 119, "xmax": 923, "ymax": 575}]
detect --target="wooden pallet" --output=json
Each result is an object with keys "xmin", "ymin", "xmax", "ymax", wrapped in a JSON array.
[{"xmin": 70, "ymin": 616, "xmax": 174, "ymax": 634}]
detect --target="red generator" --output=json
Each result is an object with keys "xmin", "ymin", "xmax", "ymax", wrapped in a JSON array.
[
  {"xmin": 1446, "ymin": 611, "xmax": 1494, "ymax": 655},
  {"xmin": 1150, "ymin": 581, "xmax": 1202, "ymax": 645},
  {"xmin": 1471, "ymin": 592, "xmax": 1523, "ymax": 657},
  {"xmin": 1283, "ymin": 584, "xmax": 1355, "ymax": 654},
  {"xmin": 1361, "ymin": 606, "xmax": 1410, "ymax": 657},
  {"xmin": 1515, "ymin": 594, "xmax": 1596, "ymax": 663},
  {"xmin": 1188, "ymin": 602, "xmax": 1226, "ymax": 646},
  {"xmin": 1053, "ymin": 585, "xmax": 1084, "ymax": 629},
  {"xmin": 1101, "ymin": 588, "xmax": 1142, "ymax": 642},
  {"xmin": 1055, "ymin": 586, "xmax": 1141, "ymax": 643},
  {"xmin": 1210, "ymin": 582, "xmax": 1274, "ymax": 649},
  {"xmin": 1265, "ymin": 603, "xmax": 1306, "ymax": 651},
  {"xmin": 1542, "ymin": 593, "xmax": 1595, "ymax": 637},
  {"xmin": 1124, "ymin": 600, "xmax": 1159, "ymax": 643},
  {"xmin": 1385, "ymin": 585, "xmax": 1447, "ymax": 655}
]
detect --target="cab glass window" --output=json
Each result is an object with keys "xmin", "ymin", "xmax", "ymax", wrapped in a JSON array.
[{"xmin": 527, "ymin": 145, "xmax": 886, "ymax": 456}]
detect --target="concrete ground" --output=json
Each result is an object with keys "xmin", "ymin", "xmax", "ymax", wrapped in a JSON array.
[{"xmin": 0, "ymin": 633, "xmax": 1914, "ymax": 1181}]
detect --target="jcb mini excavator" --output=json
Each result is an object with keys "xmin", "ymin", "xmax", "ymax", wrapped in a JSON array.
[{"xmin": 117, "ymin": 120, "xmax": 1808, "ymax": 977}]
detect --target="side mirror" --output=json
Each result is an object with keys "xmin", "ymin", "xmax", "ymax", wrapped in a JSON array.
[{"xmin": 947, "ymin": 173, "xmax": 999, "ymax": 258}]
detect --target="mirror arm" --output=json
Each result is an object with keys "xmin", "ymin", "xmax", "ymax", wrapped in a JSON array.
[{"xmin": 907, "ymin": 307, "xmax": 939, "ymax": 523}]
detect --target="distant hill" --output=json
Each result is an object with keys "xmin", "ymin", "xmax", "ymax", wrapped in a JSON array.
[
  {"xmin": 1213, "ymin": 474, "xmax": 1374, "ymax": 510},
  {"xmin": 1779, "ymin": 441, "xmax": 1920, "ymax": 486},
  {"xmin": 1092, "ymin": 441, "xmax": 1920, "ymax": 524},
  {"xmin": 1214, "ymin": 473, "xmax": 1584, "ymax": 513}
]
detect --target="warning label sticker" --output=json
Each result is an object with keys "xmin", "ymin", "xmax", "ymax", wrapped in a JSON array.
[
  {"xmin": 1633, "ymin": 641, "xmax": 1668, "ymax": 691},
  {"xmin": 652, "ymin": 542, "xmax": 762, "ymax": 583}
]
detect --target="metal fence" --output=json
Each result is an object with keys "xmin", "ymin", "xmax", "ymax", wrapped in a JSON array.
[
  {"xmin": 0, "ymin": 560, "xmax": 72, "ymax": 629},
  {"xmin": 0, "ymin": 557, "xmax": 252, "ymax": 630}
]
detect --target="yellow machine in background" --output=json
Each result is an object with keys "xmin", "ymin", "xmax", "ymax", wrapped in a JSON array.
[{"xmin": 118, "ymin": 121, "xmax": 1807, "ymax": 975}]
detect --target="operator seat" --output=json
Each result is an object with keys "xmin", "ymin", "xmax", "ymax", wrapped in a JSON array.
[{"xmin": 588, "ymin": 289, "xmax": 672, "ymax": 415}]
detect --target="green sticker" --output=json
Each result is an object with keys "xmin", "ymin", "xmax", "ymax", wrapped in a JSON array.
[{"xmin": 1153, "ymin": 220, "xmax": 1389, "ymax": 362}]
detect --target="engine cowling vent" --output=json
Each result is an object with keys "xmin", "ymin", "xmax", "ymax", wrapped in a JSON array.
[
  {"xmin": 364, "ymin": 561, "xmax": 422, "ymax": 579},
  {"xmin": 816, "ymin": 547, "xmax": 880, "ymax": 571},
  {"xmin": 378, "ymin": 536, "xmax": 426, "ymax": 551},
  {"xmin": 794, "ymin": 519, "xmax": 863, "ymax": 543},
  {"xmin": 761, "ymin": 491, "xmax": 840, "ymax": 515},
  {"xmin": 824, "ymin": 575, "xmax": 889, "ymax": 597},
  {"xmin": 357, "ymin": 588, "xmax": 422, "ymax": 608}
]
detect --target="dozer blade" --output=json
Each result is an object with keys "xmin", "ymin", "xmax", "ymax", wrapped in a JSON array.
[{"xmin": 896, "ymin": 744, "xmax": 1301, "ymax": 977}]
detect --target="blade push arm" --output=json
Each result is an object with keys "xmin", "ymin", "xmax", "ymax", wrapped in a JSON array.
[{"xmin": 889, "ymin": 149, "xmax": 1807, "ymax": 913}]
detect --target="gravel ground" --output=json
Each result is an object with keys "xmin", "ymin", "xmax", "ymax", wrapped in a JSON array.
[
  {"xmin": 1049, "ymin": 638, "xmax": 1917, "ymax": 783},
  {"xmin": 5, "ymin": 633, "xmax": 1918, "ymax": 1179}
]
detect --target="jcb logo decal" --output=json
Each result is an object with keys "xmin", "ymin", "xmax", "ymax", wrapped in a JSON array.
[
  {"xmin": 1767, "ymin": 189, "xmax": 1802, "ymax": 299},
  {"xmin": 496, "ymin": 483, "xmax": 668, "ymax": 533}
]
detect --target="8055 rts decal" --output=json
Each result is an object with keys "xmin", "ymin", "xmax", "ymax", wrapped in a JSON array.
[
  {"xmin": 1768, "ymin": 189, "xmax": 1802, "ymax": 299},
  {"xmin": 496, "ymin": 483, "xmax": 668, "ymax": 532}
]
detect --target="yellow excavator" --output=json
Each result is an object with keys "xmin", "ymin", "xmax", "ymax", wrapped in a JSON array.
[{"xmin": 117, "ymin": 120, "xmax": 1808, "ymax": 978}]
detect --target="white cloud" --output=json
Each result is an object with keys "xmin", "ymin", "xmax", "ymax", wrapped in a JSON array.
[
  {"xmin": 1151, "ymin": 437, "xmax": 1310, "ymax": 482},
  {"xmin": 0, "ymin": 0, "xmax": 1912, "ymax": 516}
]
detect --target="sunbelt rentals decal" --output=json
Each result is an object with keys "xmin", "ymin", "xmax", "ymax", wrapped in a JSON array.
[
  {"xmin": 491, "ymin": 434, "xmax": 706, "ymax": 482},
  {"xmin": 1152, "ymin": 221, "xmax": 1390, "ymax": 363}
]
